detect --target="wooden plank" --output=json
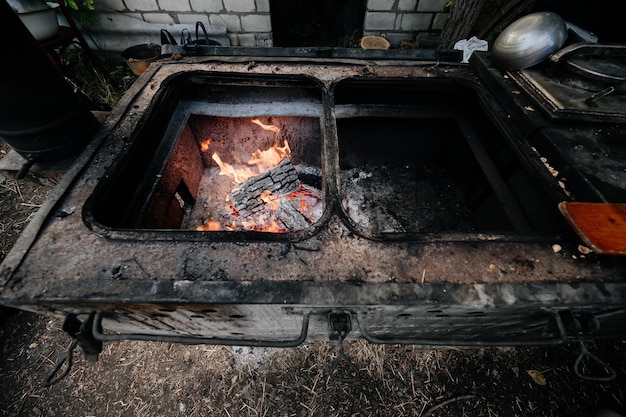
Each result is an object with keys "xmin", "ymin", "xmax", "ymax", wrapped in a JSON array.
[{"xmin": 559, "ymin": 202, "xmax": 626, "ymax": 256}]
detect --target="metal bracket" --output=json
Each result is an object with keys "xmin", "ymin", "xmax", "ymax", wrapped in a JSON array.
[
  {"xmin": 62, "ymin": 312, "xmax": 103, "ymax": 361},
  {"xmin": 44, "ymin": 312, "xmax": 103, "ymax": 386},
  {"xmin": 328, "ymin": 312, "xmax": 359, "ymax": 383}
]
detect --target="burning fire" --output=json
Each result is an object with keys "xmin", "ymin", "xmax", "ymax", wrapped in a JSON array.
[
  {"xmin": 196, "ymin": 118, "xmax": 321, "ymax": 233},
  {"xmin": 209, "ymin": 119, "xmax": 291, "ymax": 185},
  {"xmin": 199, "ymin": 138, "xmax": 211, "ymax": 152}
]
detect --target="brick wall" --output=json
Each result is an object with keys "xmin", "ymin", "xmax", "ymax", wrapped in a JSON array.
[{"xmin": 80, "ymin": 0, "xmax": 449, "ymax": 55}]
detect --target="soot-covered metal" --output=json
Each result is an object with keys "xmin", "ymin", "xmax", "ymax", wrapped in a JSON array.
[{"xmin": 1, "ymin": 55, "xmax": 626, "ymax": 348}]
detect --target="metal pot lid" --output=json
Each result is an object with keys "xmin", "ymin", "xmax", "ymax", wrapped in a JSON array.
[
  {"xmin": 7, "ymin": 0, "xmax": 51, "ymax": 13},
  {"xmin": 491, "ymin": 12, "xmax": 568, "ymax": 71},
  {"xmin": 565, "ymin": 56, "xmax": 626, "ymax": 83}
]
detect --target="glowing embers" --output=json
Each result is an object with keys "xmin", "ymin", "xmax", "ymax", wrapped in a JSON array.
[{"xmin": 191, "ymin": 116, "xmax": 323, "ymax": 233}]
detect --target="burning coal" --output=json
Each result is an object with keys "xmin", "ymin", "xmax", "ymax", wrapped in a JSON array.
[{"xmin": 195, "ymin": 118, "xmax": 322, "ymax": 233}]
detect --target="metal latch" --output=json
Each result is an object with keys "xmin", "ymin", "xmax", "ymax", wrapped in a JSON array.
[{"xmin": 328, "ymin": 312, "xmax": 359, "ymax": 383}]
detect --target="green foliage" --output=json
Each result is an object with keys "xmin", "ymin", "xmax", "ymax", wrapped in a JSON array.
[
  {"xmin": 64, "ymin": 0, "xmax": 94, "ymax": 10},
  {"xmin": 64, "ymin": 0, "xmax": 96, "ymax": 26},
  {"xmin": 62, "ymin": 44, "xmax": 135, "ymax": 110}
]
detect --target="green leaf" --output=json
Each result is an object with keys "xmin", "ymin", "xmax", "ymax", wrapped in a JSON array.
[{"xmin": 65, "ymin": 0, "xmax": 78, "ymax": 10}]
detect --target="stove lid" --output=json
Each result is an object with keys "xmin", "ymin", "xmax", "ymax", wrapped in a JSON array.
[{"xmin": 508, "ymin": 65, "xmax": 626, "ymax": 123}]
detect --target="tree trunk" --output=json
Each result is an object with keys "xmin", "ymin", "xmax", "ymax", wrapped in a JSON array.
[{"xmin": 438, "ymin": 0, "xmax": 486, "ymax": 50}]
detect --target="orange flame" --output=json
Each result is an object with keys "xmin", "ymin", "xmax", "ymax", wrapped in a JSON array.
[
  {"xmin": 211, "ymin": 119, "xmax": 291, "ymax": 184},
  {"xmin": 199, "ymin": 118, "xmax": 299, "ymax": 233},
  {"xmin": 260, "ymin": 190, "xmax": 279, "ymax": 210},
  {"xmin": 211, "ymin": 152, "xmax": 256, "ymax": 184},
  {"xmin": 199, "ymin": 138, "xmax": 211, "ymax": 153},
  {"xmin": 196, "ymin": 221, "xmax": 223, "ymax": 231},
  {"xmin": 251, "ymin": 118, "xmax": 280, "ymax": 135},
  {"xmin": 248, "ymin": 140, "xmax": 291, "ymax": 172}
]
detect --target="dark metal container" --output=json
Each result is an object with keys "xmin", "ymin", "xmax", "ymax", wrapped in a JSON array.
[{"xmin": 0, "ymin": 0, "xmax": 99, "ymax": 164}]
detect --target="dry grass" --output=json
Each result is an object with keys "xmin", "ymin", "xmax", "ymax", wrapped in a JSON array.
[{"xmin": 1, "ymin": 309, "xmax": 625, "ymax": 417}]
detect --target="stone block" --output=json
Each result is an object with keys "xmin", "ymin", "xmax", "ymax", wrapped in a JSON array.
[
  {"xmin": 432, "ymin": 12, "xmax": 448, "ymax": 30},
  {"xmin": 177, "ymin": 13, "xmax": 211, "ymax": 24},
  {"xmin": 399, "ymin": 13, "xmax": 432, "ymax": 31},
  {"xmin": 255, "ymin": 0, "xmax": 270, "ymax": 12},
  {"xmin": 210, "ymin": 14, "xmax": 242, "ymax": 31},
  {"xmin": 367, "ymin": 0, "xmax": 396, "ymax": 11},
  {"xmin": 190, "ymin": 0, "xmax": 223, "ymax": 13},
  {"xmin": 142, "ymin": 12, "xmax": 175, "ymax": 24},
  {"xmin": 241, "ymin": 14, "xmax": 271, "ymax": 31},
  {"xmin": 398, "ymin": 0, "xmax": 418, "ymax": 11},
  {"xmin": 124, "ymin": 0, "xmax": 159, "ymax": 12},
  {"xmin": 237, "ymin": 33, "xmax": 257, "ymax": 46},
  {"xmin": 364, "ymin": 11, "xmax": 396, "ymax": 31},
  {"xmin": 223, "ymin": 0, "xmax": 256, "ymax": 13},
  {"xmin": 417, "ymin": 0, "xmax": 448, "ymax": 12},
  {"xmin": 97, "ymin": 0, "xmax": 126, "ymax": 11}
]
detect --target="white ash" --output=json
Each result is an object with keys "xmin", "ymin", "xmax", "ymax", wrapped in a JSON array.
[{"xmin": 340, "ymin": 164, "xmax": 474, "ymax": 234}]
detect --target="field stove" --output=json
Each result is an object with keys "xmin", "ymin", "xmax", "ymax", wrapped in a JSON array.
[{"xmin": 2, "ymin": 52, "xmax": 626, "ymax": 364}]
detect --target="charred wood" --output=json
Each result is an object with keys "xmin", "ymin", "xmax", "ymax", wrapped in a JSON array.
[{"xmin": 230, "ymin": 158, "xmax": 300, "ymax": 214}]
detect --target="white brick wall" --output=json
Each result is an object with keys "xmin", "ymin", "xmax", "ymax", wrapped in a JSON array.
[
  {"xmin": 189, "ymin": 0, "xmax": 223, "ymax": 13},
  {"xmin": 157, "ymin": 0, "xmax": 191, "ymax": 12},
  {"xmin": 83, "ymin": 0, "xmax": 448, "ymax": 53}
]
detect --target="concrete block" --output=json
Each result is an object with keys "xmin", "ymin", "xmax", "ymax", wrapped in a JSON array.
[
  {"xmin": 255, "ymin": 33, "xmax": 272, "ymax": 46},
  {"xmin": 364, "ymin": 11, "xmax": 396, "ymax": 31},
  {"xmin": 177, "ymin": 13, "xmax": 212, "ymax": 24},
  {"xmin": 157, "ymin": 0, "xmax": 192, "ymax": 12},
  {"xmin": 367, "ymin": 0, "xmax": 395, "ymax": 11},
  {"xmin": 384, "ymin": 32, "xmax": 415, "ymax": 46},
  {"xmin": 210, "ymin": 14, "xmax": 242, "ymax": 31},
  {"xmin": 226, "ymin": 33, "xmax": 238, "ymax": 45},
  {"xmin": 255, "ymin": 0, "xmax": 270, "ymax": 13},
  {"xmin": 432, "ymin": 12, "xmax": 448, "ymax": 30},
  {"xmin": 399, "ymin": 12, "xmax": 432, "ymax": 31},
  {"xmin": 241, "ymin": 14, "xmax": 271, "ymax": 31},
  {"xmin": 124, "ymin": 0, "xmax": 159, "ymax": 12},
  {"xmin": 142, "ymin": 12, "xmax": 175, "ymax": 23},
  {"xmin": 417, "ymin": 0, "xmax": 447, "ymax": 12},
  {"xmin": 223, "ymin": 0, "xmax": 256, "ymax": 13},
  {"xmin": 97, "ymin": 0, "xmax": 126, "ymax": 11},
  {"xmin": 190, "ymin": 0, "xmax": 223, "ymax": 13},
  {"xmin": 398, "ymin": 0, "xmax": 418, "ymax": 11},
  {"xmin": 237, "ymin": 33, "xmax": 257, "ymax": 46}
]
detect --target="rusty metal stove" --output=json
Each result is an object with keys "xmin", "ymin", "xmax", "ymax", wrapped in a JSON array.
[{"xmin": 2, "ymin": 53, "xmax": 626, "ymax": 354}]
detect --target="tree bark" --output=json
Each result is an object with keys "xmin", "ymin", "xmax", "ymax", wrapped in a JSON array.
[{"xmin": 438, "ymin": 0, "xmax": 486, "ymax": 50}]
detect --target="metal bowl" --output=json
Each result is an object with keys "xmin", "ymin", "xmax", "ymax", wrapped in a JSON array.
[{"xmin": 491, "ymin": 12, "xmax": 568, "ymax": 71}]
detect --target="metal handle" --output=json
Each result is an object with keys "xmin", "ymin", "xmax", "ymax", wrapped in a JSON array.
[
  {"xmin": 92, "ymin": 311, "xmax": 310, "ymax": 348},
  {"xmin": 180, "ymin": 28, "xmax": 191, "ymax": 46},
  {"xmin": 574, "ymin": 339, "xmax": 617, "ymax": 382},
  {"xmin": 549, "ymin": 43, "xmax": 626, "ymax": 66},
  {"xmin": 160, "ymin": 29, "xmax": 177, "ymax": 45},
  {"xmin": 195, "ymin": 21, "xmax": 210, "ymax": 46}
]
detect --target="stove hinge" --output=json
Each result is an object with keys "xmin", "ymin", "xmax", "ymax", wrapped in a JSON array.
[{"xmin": 328, "ymin": 312, "xmax": 359, "ymax": 383}]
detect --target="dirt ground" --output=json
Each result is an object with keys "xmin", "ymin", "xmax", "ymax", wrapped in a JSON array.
[{"xmin": 1, "ymin": 140, "xmax": 626, "ymax": 417}]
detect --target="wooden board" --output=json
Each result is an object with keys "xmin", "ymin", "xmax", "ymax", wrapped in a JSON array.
[{"xmin": 559, "ymin": 202, "xmax": 626, "ymax": 256}]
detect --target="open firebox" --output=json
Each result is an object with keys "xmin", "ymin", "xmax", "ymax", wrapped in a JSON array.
[{"xmin": 1, "ymin": 54, "xmax": 626, "ymax": 381}]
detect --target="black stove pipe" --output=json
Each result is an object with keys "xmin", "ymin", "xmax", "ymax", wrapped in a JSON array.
[{"xmin": 0, "ymin": 0, "xmax": 99, "ymax": 166}]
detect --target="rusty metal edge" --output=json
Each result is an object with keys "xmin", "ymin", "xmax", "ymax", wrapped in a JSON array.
[{"xmin": 0, "ymin": 66, "xmax": 160, "ymax": 289}]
